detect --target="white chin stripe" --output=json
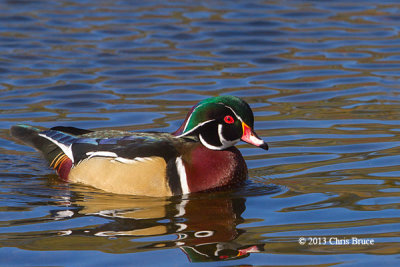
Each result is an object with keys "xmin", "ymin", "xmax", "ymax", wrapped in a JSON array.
[
  {"xmin": 218, "ymin": 124, "xmax": 239, "ymax": 148},
  {"xmin": 175, "ymin": 157, "xmax": 190, "ymax": 195},
  {"xmin": 198, "ymin": 125, "xmax": 239, "ymax": 150},
  {"xmin": 199, "ymin": 134, "xmax": 224, "ymax": 150}
]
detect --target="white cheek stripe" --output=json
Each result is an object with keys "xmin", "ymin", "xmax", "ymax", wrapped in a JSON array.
[
  {"xmin": 176, "ymin": 119, "xmax": 214, "ymax": 138},
  {"xmin": 181, "ymin": 103, "xmax": 205, "ymax": 133},
  {"xmin": 175, "ymin": 157, "xmax": 190, "ymax": 194}
]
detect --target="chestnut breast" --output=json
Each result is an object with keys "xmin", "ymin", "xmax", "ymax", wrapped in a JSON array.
[{"xmin": 181, "ymin": 143, "xmax": 248, "ymax": 193}]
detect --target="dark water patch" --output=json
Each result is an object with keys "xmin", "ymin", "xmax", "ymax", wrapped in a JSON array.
[
  {"xmin": 111, "ymin": 87, "xmax": 164, "ymax": 95},
  {"xmin": 44, "ymin": 84, "xmax": 94, "ymax": 92},
  {"xmin": 171, "ymin": 69, "xmax": 215, "ymax": 77},
  {"xmin": 0, "ymin": 68, "xmax": 10, "ymax": 74},
  {"xmin": 48, "ymin": 101, "xmax": 108, "ymax": 110},
  {"xmin": 103, "ymin": 77, "xmax": 165, "ymax": 86},
  {"xmin": 12, "ymin": 78, "xmax": 55, "ymax": 86},
  {"xmin": 176, "ymin": 42, "xmax": 221, "ymax": 50},
  {"xmin": 269, "ymin": 86, "xmax": 380, "ymax": 103},
  {"xmin": 227, "ymin": 39, "xmax": 287, "ymax": 47},
  {"xmin": 94, "ymin": 29, "xmax": 134, "ymax": 36},
  {"xmin": 272, "ymin": 141, "xmax": 399, "ymax": 155},
  {"xmin": 5, "ymin": 54, "xmax": 43, "ymax": 61},
  {"xmin": 230, "ymin": 89, "xmax": 277, "ymax": 97},
  {"xmin": 260, "ymin": 119, "xmax": 400, "ymax": 130},
  {"xmin": 245, "ymin": 20, "xmax": 282, "ymax": 27},
  {"xmin": 119, "ymin": 49, "xmax": 174, "ymax": 56},
  {"xmin": 217, "ymin": 49, "xmax": 265, "ymax": 57},
  {"xmin": 207, "ymin": 30, "xmax": 284, "ymax": 38},
  {"xmin": 99, "ymin": 69, "xmax": 151, "ymax": 76},
  {"xmin": 56, "ymin": 73, "xmax": 97, "ymax": 81},
  {"xmin": 147, "ymin": 93, "xmax": 205, "ymax": 101},
  {"xmin": 267, "ymin": 81, "xmax": 326, "ymax": 90},
  {"xmin": 170, "ymin": 33, "xmax": 198, "ymax": 41},
  {"xmin": 0, "ymin": 15, "xmax": 35, "ymax": 23},
  {"xmin": 252, "ymin": 57, "xmax": 291, "ymax": 65}
]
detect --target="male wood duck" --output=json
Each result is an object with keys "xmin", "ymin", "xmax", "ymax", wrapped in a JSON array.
[{"xmin": 11, "ymin": 95, "xmax": 268, "ymax": 197}]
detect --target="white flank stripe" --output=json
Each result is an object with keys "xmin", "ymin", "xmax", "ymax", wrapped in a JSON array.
[
  {"xmin": 38, "ymin": 133, "xmax": 74, "ymax": 162},
  {"xmin": 113, "ymin": 157, "xmax": 153, "ymax": 164},
  {"xmin": 175, "ymin": 157, "xmax": 190, "ymax": 194},
  {"xmin": 86, "ymin": 151, "xmax": 118, "ymax": 159},
  {"xmin": 133, "ymin": 157, "xmax": 152, "ymax": 163}
]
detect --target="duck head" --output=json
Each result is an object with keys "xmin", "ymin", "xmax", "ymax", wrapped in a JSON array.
[{"xmin": 173, "ymin": 96, "xmax": 268, "ymax": 151}]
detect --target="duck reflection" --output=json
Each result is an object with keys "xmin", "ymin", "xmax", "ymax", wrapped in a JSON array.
[
  {"xmin": 58, "ymin": 187, "xmax": 264, "ymax": 262},
  {"xmin": 173, "ymin": 196, "xmax": 264, "ymax": 262}
]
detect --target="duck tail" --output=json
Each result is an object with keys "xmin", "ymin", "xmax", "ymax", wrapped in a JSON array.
[{"xmin": 10, "ymin": 124, "xmax": 73, "ymax": 180}]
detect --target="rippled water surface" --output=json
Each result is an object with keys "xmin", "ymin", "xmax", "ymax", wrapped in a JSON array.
[{"xmin": 1, "ymin": 0, "xmax": 400, "ymax": 265}]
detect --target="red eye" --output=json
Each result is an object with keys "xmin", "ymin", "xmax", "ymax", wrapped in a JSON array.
[{"xmin": 224, "ymin": 115, "xmax": 234, "ymax": 124}]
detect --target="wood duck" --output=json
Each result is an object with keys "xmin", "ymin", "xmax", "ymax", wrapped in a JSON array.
[{"xmin": 11, "ymin": 95, "xmax": 268, "ymax": 197}]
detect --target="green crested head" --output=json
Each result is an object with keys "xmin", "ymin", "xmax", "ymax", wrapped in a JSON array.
[{"xmin": 173, "ymin": 96, "xmax": 268, "ymax": 151}]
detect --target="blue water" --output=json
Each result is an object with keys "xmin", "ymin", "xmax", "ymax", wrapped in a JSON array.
[{"xmin": 1, "ymin": 0, "xmax": 400, "ymax": 265}]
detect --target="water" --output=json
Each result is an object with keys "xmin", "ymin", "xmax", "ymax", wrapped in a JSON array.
[{"xmin": 1, "ymin": 0, "xmax": 400, "ymax": 265}]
